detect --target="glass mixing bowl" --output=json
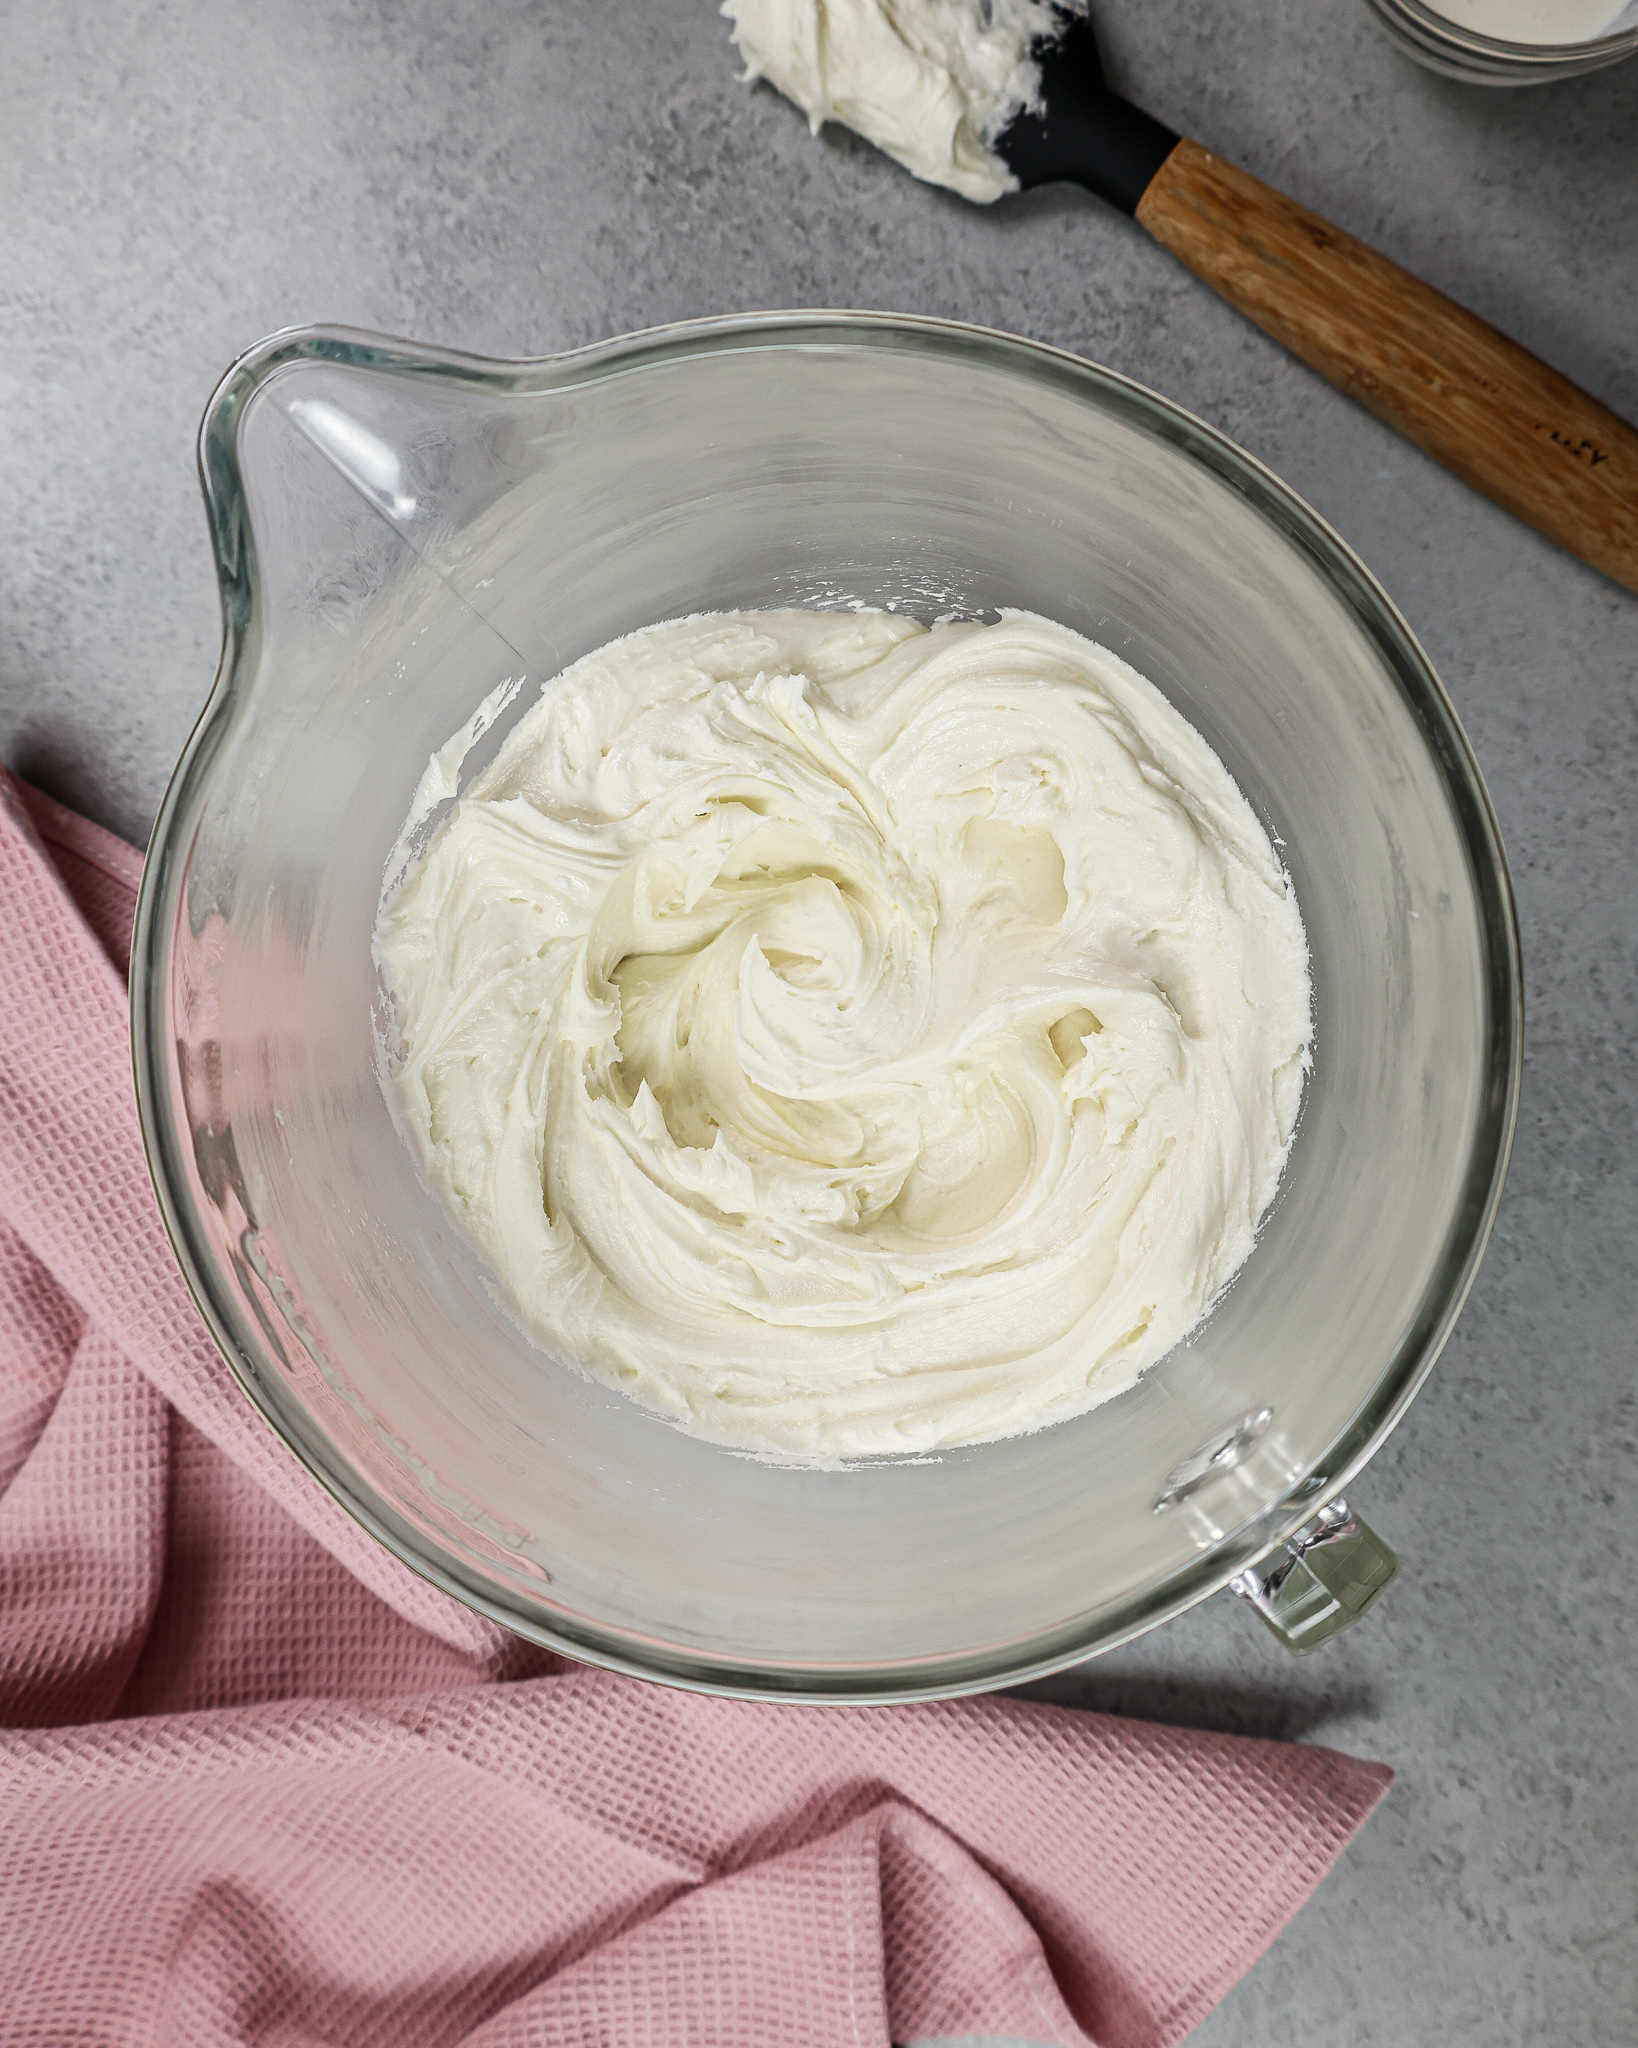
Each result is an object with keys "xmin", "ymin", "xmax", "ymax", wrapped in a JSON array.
[{"xmin": 132, "ymin": 313, "xmax": 1520, "ymax": 1700}]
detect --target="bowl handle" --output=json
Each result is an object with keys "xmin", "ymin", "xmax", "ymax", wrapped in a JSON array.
[{"xmin": 1230, "ymin": 1499, "xmax": 1398, "ymax": 1654}]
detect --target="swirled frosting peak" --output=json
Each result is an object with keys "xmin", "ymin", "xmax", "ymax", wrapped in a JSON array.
[{"xmin": 376, "ymin": 610, "xmax": 1311, "ymax": 1461}]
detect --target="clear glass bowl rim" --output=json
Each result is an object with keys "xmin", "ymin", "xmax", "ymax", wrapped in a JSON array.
[{"xmin": 131, "ymin": 310, "xmax": 1524, "ymax": 1701}]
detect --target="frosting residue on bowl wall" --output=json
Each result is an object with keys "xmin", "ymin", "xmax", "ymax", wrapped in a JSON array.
[{"xmin": 374, "ymin": 610, "xmax": 1312, "ymax": 1462}]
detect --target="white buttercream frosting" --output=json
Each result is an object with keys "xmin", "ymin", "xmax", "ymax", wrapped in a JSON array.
[
  {"xmin": 723, "ymin": 0, "xmax": 1077, "ymax": 203},
  {"xmin": 375, "ymin": 610, "xmax": 1311, "ymax": 1462}
]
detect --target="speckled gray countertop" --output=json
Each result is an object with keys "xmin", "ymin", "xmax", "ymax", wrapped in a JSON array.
[{"xmin": 2, "ymin": 3, "xmax": 1634, "ymax": 2041}]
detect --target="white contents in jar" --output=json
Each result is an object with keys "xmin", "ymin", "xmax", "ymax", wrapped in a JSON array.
[
  {"xmin": 1418, "ymin": 0, "xmax": 1633, "ymax": 40},
  {"xmin": 375, "ymin": 610, "xmax": 1312, "ymax": 1463},
  {"xmin": 722, "ymin": 0, "xmax": 1077, "ymax": 202}
]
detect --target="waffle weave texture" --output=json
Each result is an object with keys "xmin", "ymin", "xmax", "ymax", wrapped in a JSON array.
[{"xmin": 0, "ymin": 770, "xmax": 1391, "ymax": 2047}]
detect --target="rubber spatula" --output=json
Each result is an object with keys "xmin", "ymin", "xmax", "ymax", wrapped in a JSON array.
[{"xmin": 998, "ymin": 14, "xmax": 1638, "ymax": 596}]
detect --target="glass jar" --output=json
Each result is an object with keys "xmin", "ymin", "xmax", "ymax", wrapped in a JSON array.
[{"xmin": 1365, "ymin": 0, "xmax": 1638, "ymax": 83}]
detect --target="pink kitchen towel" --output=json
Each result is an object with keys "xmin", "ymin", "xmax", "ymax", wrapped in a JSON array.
[{"xmin": 0, "ymin": 768, "xmax": 1392, "ymax": 2048}]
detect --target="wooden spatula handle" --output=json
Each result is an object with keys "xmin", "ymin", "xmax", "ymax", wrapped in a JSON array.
[{"xmin": 1135, "ymin": 137, "xmax": 1638, "ymax": 596}]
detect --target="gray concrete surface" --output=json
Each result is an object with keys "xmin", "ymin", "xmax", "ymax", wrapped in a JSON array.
[{"xmin": 2, "ymin": 2, "xmax": 1634, "ymax": 2041}]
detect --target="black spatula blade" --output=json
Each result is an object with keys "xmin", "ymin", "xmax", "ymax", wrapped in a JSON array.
[{"xmin": 997, "ymin": 14, "xmax": 1180, "ymax": 216}]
